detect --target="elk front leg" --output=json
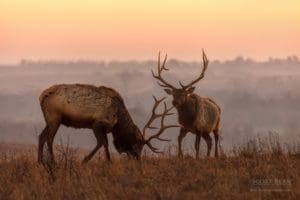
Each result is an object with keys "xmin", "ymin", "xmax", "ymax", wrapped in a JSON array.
[
  {"xmin": 195, "ymin": 133, "xmax": 201, "ymax": 159},
  {"xmin": 82, "ymin": 123, "xmax": 110, "ymax": 163},
  {"xmin": 101, "ymin": 132, "xmax": 111, "ymax": 161},
  {"xmin": 178, "ymin": 128, "xmax": 188, "ymax": 157},
  {"xmin": 82, "ymin": 142, "xmax": 103, "ymax": 164}
]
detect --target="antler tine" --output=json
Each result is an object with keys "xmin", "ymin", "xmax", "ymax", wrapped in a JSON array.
[
  {"xmin": 161, "ymin": 54, "xmax": 169, "ymax": 71},
  {"xmin": 153, "ymin": 95, "xmax": 165, "ymax": 104},
  {"xmin": 179, "ymin": 81, "xmax": 185, "ymax": 88},
  {"xmin": 163, "ymin": 102, "xmax": 175, "ymax": 116},
  {"xmin": 146, "ymin": 102, "xmax": 179, "ymax": 143},
  {"xmin": 142, "ymin": 96, "xmax": 165, "ymax": 137},
  {"xmin": 157, "ymin": 52, "xmax": 169, "ymax": 74},
  {"xmin": 151, "ymin": 52, "xmax": 176, "ymax": 89},
  {"xmin": 146, "ymin": 102, "xmax": 179, "ymax": 150},
  {"xmin": 151, "ymin": 71, "xmax": 172, "ymax": 89},
  {"xmin": 143, "ymin": 96, "xmax": 179, "ymax": 153},
  {"xmin": 157, "ymin": 81, "xmax": 171, "ymax": 88},
  {"xmin": 157, "ymin": 51, "xmax": 161, "ymax": 73},
  {"xmin": 180, "ymin": 49, "xmax": 209, "ymax": 89},
  {"xmin": 146, "ymin": 142, "xmax": 163, "ymax": 153}
]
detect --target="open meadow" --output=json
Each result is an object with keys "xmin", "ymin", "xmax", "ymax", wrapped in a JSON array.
[{"xmin": 0, "ymin": 137, "xmax": 299, "ymax": 200}]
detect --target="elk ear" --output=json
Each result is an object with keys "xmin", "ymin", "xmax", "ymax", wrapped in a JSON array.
[
  {"xmin": 164, "ymin": 89, "xmax": 173, "ymax": 95},
  {"xmin": 187, "ymin": 87, "xmax": 195, "ymax": 94}
]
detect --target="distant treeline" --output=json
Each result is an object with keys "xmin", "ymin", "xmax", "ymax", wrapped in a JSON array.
[{"xmin": 0, "ymin": 55, "xmax": 299, "ymax": 68}]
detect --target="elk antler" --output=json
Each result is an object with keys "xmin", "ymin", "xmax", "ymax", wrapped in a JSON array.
[
  {"xmin": 143, "ymin": 96, "xmax": 179, "ymax": 153},
  {"xmin": 179, "ymin": 49, "xmax": 209, "ymax": 89},
  {"xmin": 151, "ymin": 52, "xmax": 177, "ymax": 89}
]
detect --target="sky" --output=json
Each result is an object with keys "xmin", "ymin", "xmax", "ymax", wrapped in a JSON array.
[{"xmin": 0, "ymin": 0, "xmax": 299, "ymax": 64}]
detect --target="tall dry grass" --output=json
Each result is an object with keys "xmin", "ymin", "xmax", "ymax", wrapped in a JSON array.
[{"xmin": 0, "ymin": 137, "xmax": 299, "ymax": 200}]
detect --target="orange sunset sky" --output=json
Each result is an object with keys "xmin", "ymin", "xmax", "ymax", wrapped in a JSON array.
[{"xmin": 0, "ymin": 0, "xmax": 299, "ymax": 64}]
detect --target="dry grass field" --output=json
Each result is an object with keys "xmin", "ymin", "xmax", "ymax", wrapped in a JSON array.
[{"xmin": 0, "ymin": 138, "xmax": 299, "ymax": 200}]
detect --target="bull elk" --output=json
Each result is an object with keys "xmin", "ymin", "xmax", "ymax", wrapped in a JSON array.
[
  {"xmin": 38, "ymin": 84, "xmax": 178, "ymax": 164},
  {"xmin": 152, "ymin": 50, "xmax": 221, "ymax": 158}
]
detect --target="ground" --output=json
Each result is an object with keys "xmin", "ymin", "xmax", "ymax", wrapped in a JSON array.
[{"xmin": 0, "ymin": 140, "xmax": 299, "ymax": 200}]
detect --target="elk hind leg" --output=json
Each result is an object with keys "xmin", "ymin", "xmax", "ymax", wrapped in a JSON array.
[
  {"xmin": 38, "ymin": 125, "xmax": 49, "ymax": 164},
  {"xmin": 202, "ymin": 133, "xmax": 212, "ymax": 157},
  {"xmin": 213, "ymin": 129, "xmax": 219, "ymax": 157},
  {"xmin": 46, "ymin": 122, "xmax": 60, "ymax": 164}
]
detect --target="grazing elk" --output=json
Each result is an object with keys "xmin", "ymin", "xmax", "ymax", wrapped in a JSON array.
[
  {"xmin": 38, "ymin": 84, "xmax": 178, "ymax": 164},
  {"xmin": 152, "ymin": 50, "xmax": 221, "ymax": 158}
]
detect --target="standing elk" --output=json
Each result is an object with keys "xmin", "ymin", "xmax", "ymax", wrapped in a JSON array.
[
  {"xmin": 38, "ymin": 84, "xmax": 178, "ymax": 164},
  {"xmin": 152, "ymin": 50, "xmax": 221, "ymax": 158}
]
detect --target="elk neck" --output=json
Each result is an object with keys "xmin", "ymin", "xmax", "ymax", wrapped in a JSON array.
[
  {"xmin": 111, "ymin": 99, "xmax": 143, "ymax": 153},
  {"xmin": 114, "ymin": 109, "xmax": 138, "ymax": 135},
  {"xmin": 175, "ymin": 94, "xmax": 199, "ymax": 128}
]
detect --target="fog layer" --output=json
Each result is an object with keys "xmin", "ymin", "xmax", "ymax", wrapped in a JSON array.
[{"xmin": 0, "ymin": 57, "xmax": 299, "ymax": 153}]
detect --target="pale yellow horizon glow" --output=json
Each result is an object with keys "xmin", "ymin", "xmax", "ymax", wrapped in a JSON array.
[{"xmin": 0, "ymin": 0, "xmax": 299, "ymax": 64}]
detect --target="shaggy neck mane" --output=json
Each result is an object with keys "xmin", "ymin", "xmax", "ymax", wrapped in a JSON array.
[
  {"xmin": 114, "ymin": 107, "xmax": 137, "ymax": 135},
  {"xmin": 176, "ymin": 94, "xmax": 199, "ymax": 127},
  {"xmin": 111, "ymin": 97, "xmax": 142, "ymax": 153}
]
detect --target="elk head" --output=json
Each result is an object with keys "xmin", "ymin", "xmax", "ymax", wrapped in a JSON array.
[
  {"xmin": 152, "ymin": 49, "xmax": 209, "ymax": 108},
  {"xmin": 127, "ymin": 96, "xmax": 179, "ymax": 159}
]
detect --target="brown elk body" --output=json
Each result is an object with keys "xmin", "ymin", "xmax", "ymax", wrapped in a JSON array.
[
  {"xmin": 38, "ymin": 84, "xmax": 177, "ymax": 164},
  {"xmin": 152, "ymin": 50, "xmax": 221, "ymax": 158}
]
